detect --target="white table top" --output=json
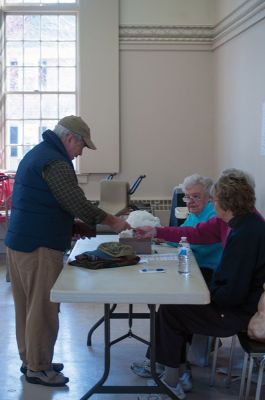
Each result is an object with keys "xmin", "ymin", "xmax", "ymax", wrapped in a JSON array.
[{"xmin": 50, "ymin": 235, "xmax": 210, "ymax": 305}]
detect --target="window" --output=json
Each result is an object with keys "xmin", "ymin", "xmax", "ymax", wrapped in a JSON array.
[{"xmin": 2, "ymin": 1, "xmax": 77, "ymax": 170}]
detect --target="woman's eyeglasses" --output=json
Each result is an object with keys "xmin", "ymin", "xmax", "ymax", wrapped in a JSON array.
[{"xmin": 183, "ymin": 194, "xmax": 202, "ymax": 203}]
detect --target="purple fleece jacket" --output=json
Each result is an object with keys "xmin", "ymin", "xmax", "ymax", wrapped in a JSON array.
[
  {"xmin": 156, "ymin": 210, "xmax": 263, "ymax": 248},
  {"xmin": 156, "ymin": 217, "xmax": 231, "ymax": 248}
]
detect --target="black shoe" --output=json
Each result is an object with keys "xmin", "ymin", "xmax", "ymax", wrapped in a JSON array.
[
  {"xmin": 20, "ymin": 362, "xmax": 64, "ymax": 375},
  {"xmin": 26, "ymin": 369, "xmax": 69, "ymax": 387}
]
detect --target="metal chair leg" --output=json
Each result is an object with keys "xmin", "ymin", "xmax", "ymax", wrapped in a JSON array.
[
  {"xmin": 225, "ymin": 335, "xmax": 237, "ymax": 387},
  {"xmin": 255, "ymin": 357, "xmax": 265, "ymax": 400},
  {"xmin": 245, "ymin": 356, "xmax": 254, "ymax": 399},
  {"xmin": 239, "ymin": 352, "xmax": 249, "ymax": 400},
  {"xmin": 6, "ymin": 264, "xmax": 10, "ymax": 282},
  {"xmin": 209, "ymin": 336, "xmax": 219, "ymax": 386}
]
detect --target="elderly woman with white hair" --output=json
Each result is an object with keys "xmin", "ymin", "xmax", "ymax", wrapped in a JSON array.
[
  {"xmin": 180, "ymin": 174, "xmax": 222, "ymax": 282},
  {"xmin": 131, "ymin": 174, "xmax": 223, "ymax": 379}
]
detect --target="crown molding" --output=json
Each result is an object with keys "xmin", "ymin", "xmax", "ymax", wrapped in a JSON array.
[
  {"xmin": 213, "ymin": 0, "xmax": 265, "ymax": 48},
  {"xmin": 119, "ymin": 25, "xmax": 213, "ymax": 44},
  {"xmin": 119, "ymin": 0, "xmax": 265, "ymax": 50}
]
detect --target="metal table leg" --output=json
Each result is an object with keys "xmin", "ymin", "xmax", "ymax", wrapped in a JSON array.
[
  {"xmin": 87, "ymin": 303, "xmax": 149, "ymax": 346},
  {"xmin": 80, "ymin": 304, "xmax": 180, "ymax": 399}
]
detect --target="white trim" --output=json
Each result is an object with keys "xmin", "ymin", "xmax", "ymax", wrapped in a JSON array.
[
  {"xmin": 2, "ymin": 4, "xmax": 78, "ymax": 13},
  {"xmin": 119, "ymin": 42, "xmax": 212, "ymax": 52},
  {"xmin": 119, "ymin": 0, "xmax": 265, "ymax": 50},
  {"xmin": 119, "ymin": 25, "xmax": 212, "ymax": 44},
  {"xmin": 213, "ymin": 0, "xmax": 265, "ymax": 49}
]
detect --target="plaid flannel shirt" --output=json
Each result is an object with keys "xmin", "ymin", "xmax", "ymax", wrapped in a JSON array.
[{"xmin": 43, "ymin": 160, "xmax": 106, "ymax": 226}]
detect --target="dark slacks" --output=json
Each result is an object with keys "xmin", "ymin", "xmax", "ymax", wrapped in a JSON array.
[{"xmin": 154, "ymin": 303, "xmax": 251, "ymax": 368}]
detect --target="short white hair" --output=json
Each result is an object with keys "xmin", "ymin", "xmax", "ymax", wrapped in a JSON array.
[
  {"xmin": 53, "ymin": 124, "xmax": 83, "ymax": 143},
  {"xmin": 221, "ymin": 168, "xmax": 255, "ymax": 189},
  {"xmin": 53, "ymin": 124, "xmax": 72, "ymax": 139},
  {"xmin": 182, "ymin": 173, "xmax": 213, "ymax": 196}
]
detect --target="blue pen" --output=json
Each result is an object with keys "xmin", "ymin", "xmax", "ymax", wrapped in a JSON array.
[{"xmin": 139, "ymin": 268, "xmax": 165, "ymax": 273}]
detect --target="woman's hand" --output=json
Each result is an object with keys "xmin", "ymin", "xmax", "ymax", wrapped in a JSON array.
[{"xmin": 133, "ymin": 226, "xmax": 157, "ymax": 239}]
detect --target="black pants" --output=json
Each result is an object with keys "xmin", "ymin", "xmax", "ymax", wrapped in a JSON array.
[
  {"xmin": 200, "ymin": 267, "xmax": 214, "ymax": 285},
  {"xmin": 154, "ymin": 303, "xmax": 251, "ymax": 368}
]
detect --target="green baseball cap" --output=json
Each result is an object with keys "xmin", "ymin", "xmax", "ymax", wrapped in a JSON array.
[{"xmin": 85, "ymin": 242, "xmax": 136, "ymax": 259}]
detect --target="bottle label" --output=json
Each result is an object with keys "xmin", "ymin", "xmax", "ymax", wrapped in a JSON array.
[
  {"xmin": 178, "ymin": 248, "xmax": 190, "ymax": 275},
  {"xmin": 178, "ymin": 248, "xmax": 188, "ymax": 256}
]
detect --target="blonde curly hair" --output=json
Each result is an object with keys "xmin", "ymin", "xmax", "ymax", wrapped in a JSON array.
[{"xmin": 212, "ymin": 174, "xmax": 255, "ymax": 216}]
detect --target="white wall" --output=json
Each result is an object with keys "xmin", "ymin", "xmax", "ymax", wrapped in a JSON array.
[
  {"xmin": 118, "ymin": 48, "xmax": 214, "ymax": 199},
  {"xmin": 78, "ymin": 0, "xmax": 265, "ymax": 208},
  {"xmin": 213, "ymin": 17, "xmax": 265, "ymax": 214},
  {"xmin": 214, "ymin": 0, "xmax": 248, "ymax": 24},
  {"xmin": 120, "ymin": 0, "xmax": 215, "ymax": 25},
  {"xmin": 81, "ymin": 43, "xmax": 214, "ymax": 201},
  {"xmin": 78, "ymin": 0, "xmax": 120, "ymax": 173}
]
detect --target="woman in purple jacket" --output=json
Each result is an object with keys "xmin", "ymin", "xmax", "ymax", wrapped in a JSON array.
[
  {"xmin": 137, "ymin": 172, "xmax": 265, "ymax": 400},
  {"xmin": 134, "ymin": 169, "xmax": 258, "ymax": 249}
]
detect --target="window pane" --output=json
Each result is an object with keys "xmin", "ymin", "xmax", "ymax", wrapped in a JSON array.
[
  {"xmin": 10, "ymin": 146, "xmax": 18, "ymax": 158},
  {"xmin": 41, "ymin": 42, "xmax": 58, "ymax": 66},
  {"xmin": 4, "ymin": 10, "xmax": 77, "ymax": 171},
  {"xmin": 24, "ymin": 94, "xmax": 40, "ymax": 118},
  {"xmin": 59, "ymin": 67, "xmax": 75, "ymax": 91},
  {"xmin": 40, "ymin": 67, "xmax": 58, "ymax": 91},
  {"xmin": 59, "ymin": 42, "xmax": 76, "ymax": 66},
  {"xmin": 5, "ymin": 1, "xmax": 77, "ymax": 3},
  {"xmin": 41, "ymin": 15, "xmax": 58, "ymax": 41},
  {"xmin": 10, "ymin": 126, "xmax": 18, "ymax": 144},
  {"xmin": 59, "ymin": 94, "xmax": 75, "ymax": 118},
  {"xmin": 24, "ymin": 121, "xmax": 41, "ymax": 145},
  {"xmin": 6, "ymin": 42, "xmax": 23, "ymax": 66},
  {"xmin": 6, "ymin": 66, "xmax": 23, "ymax": 91},
  {"xmin": 6, "ymin": 95, "xmax": 23, "ymax": 119},
  {"xmin": 5, "ymin": 1, "xmax": 22, "ymax": 4},
  {"xmin": 41, "ymin": 120, "xmax": 56, "ymax": 135},
  {"xmin": 42, "ymin": 94, "xmax": 58, "ymax": 118},
  {"xmin": 6, "ymin": 148, "xmax": 21, "ymax": 171},
  {"xmin": 23, "ymin": 145, "xmax": 34, "ymax": 156},
  {"xmin": 6, "ymin": 16, "xmax": 23, "ymax": 40},
  {"xmin": 24, "ymin": 67, "xmax": 39, "ymax": 91},
  {"xmin": 24, "ymin": 15, "xmax": 40, "ymax": 40},
  {"xmin": 24, "ymin": 42, "xmax": 40, "ymax": 66},
  {"xmin": 6, "ymin": 120, "xmax": 23, "ymax": 144},
  {"xmin": 59, "ymin": 15, "xmax": 76, "ymax": 40}
]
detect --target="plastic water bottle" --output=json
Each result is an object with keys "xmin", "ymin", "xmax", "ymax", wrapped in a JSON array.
[
  {"xmin": 179, "ymin": 237, "xmax": 190, "ymax": 249},
  {"xmin": 178, "ymin": 237, "xmax": 190, "ymax": 275}
]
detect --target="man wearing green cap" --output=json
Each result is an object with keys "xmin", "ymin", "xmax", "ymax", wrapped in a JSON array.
[{"xmin": 5, "ymin": 115, "xmax": 131, "ymax": 387}]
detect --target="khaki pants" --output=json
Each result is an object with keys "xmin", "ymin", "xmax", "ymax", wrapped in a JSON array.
[{"xmin": 7, "ymin": 247, "xmax": 64, "ymax": 371}]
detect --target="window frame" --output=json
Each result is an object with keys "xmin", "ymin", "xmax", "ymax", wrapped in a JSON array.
[{"xmin": 1, "ymin": 1, "xmax": 79, "ymax": 171}]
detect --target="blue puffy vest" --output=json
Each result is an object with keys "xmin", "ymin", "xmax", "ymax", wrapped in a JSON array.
[{"xmin": 5, "ymin": 130, "xmax": 75, "ymax": 252}]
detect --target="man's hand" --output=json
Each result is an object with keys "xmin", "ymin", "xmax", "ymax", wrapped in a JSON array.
[
  {"xmin": 72, "ymin": 219, "xmax": 96, "ymax": 239},
  {"xmin": 133, "ymin": 226, "xmax": 157, "ymax": 239},
  {"xmin": 103, "ymin": 214, "xmax": 131, "ymax": 233}
]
